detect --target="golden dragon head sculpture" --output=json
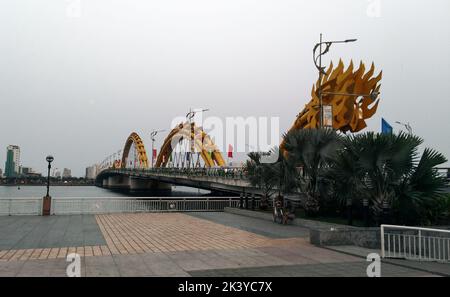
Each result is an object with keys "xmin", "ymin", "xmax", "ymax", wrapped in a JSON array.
[
  {"xmin": 289, "ymin": 59, "xmax": 382, "ymax": 133},
  {"xmin": 279, "ymin": 60, "xmax": 382, "ymax": 154}
]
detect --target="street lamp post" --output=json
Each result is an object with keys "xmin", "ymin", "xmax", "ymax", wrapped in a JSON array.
[
  {"xmin": 150, "ymin": 129, "xmax": 166, "ymax": 168},
  {"xmin": 45, "ymin": 155, "xmax": 54, "ymax": 196},
  {"xmin": 43, "ymin": 155, "xmax": 54, "ymax": 216},
  {"xmin": 313, "ymin": 34, "xmax": 357, "ymax": 128}
]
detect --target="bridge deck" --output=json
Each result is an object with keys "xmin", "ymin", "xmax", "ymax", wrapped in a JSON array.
[{"xmin": 96, "ymin": 168, "xmax": 263, "ymax": 195}]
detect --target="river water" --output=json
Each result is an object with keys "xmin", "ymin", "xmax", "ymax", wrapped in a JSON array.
[{"xmin": 0, "ymin": 185, "xmax": 210, "ymax": 198}]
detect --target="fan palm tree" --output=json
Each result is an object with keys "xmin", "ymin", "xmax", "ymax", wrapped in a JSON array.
[
  {"xmin": 325, "ymin": 140, "xmax": 366, "ymax": 225},
  {"xmin": 329, "ymin": 131, "xmax": 447, "ymax": 225},
  {"xmin": 244, "ymin": 148, "xmax": 298, "ymax": 209},
  {"xmin": 244, "ymin": 151, "xmax": 278, "ymax": 209},
  {"xmin": 283, "ymin": 128, "xmax": 342, "ymax": 215},
  {"xmin": 345, "ymin": 132, "xmax": 422, "ymax": 222},
  {"xmin": 394, "ymin": 148, "xmax": 448, "ymax": 225}
]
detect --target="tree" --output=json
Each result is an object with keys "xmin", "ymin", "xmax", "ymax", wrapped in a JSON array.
[
  {"xmin": 283, "ymin": 128, "xmax": 342, "ymax": 215},
  {"xmin": 325, "ymin": 139, "xmax": 366, "ymax": 225},
  {"xmin": 244, "ymin": 151, "xmax": 279, "ymax": 209},
  {"xmin": 346, "ymin": 132, "xmax": 422, "ymax": 223},
  {"xmin": 329, "ymin": 132, "xmax": 448, "ymax": 225},
  {"xmin": 244, "ymin": 148, "xmax": 298, "ymax": 209},
  {"xmin": 394, "ymin": 148, "xmax": 448, "ymax": 225}
]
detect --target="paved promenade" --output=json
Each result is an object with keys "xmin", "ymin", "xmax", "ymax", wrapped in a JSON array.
[{"xmin": 0, "ymin": 212, "xmax": 443, "ymax": 277}]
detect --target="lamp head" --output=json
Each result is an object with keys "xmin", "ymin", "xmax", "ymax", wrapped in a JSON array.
[{"xmin": 46, "ymin": 155, "xmax": 54, "ymax": 163}]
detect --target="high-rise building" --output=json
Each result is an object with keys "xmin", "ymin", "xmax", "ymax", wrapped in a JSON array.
[
  {"xmin": 85, "ymin": 165, "xmax": 98, "ymax": 180},
  {"xmin": 5, "ymin": 145, "xmax": 20, "ymax": 178},
  {"xmin": 62, "ymin": 168, "xmax": 72, "ymax": 178}
]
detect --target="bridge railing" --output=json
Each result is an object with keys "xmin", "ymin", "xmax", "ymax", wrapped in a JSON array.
[
  {"xmin": 50, "ymin": 197, "xmax": 241, "ymax": 215},
  {"xmin": 102, "ymin": 167, "xmax": 248, "ymax": 180}
]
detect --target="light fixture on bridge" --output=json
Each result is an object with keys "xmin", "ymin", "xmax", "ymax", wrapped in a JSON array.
[
  {"xmin": 186, "ymin": 108, "xmax": 209, "ymax": 122},
  {"xmin": 150, "ymin": 129, "xmax": 166, "ymax": 168}
]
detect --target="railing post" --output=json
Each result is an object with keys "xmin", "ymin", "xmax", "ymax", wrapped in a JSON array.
[
  {"xmin": 245, "ymin": 194, "xmax": 249, "ymax": 210},
  {"xmin": 418, "ymin": 230, "xmax": 422, "ymax": 260},
  {"xmin": 251, "ymin": 194, "xmax": 255, "ymax": 211},
  {"xmin": 239, "ymin": 193, "xmax": 244, "ymax": 209},
  {"xmin": 381, "ymin": 225, "xmax": 385, "ymax": 258}
]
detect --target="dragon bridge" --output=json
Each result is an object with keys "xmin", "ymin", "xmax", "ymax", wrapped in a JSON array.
[{"xmin": 155, "ymin": 122, "xmax": 226, "ymax": 168}]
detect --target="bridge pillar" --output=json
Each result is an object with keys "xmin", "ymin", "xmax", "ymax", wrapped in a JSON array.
[
  {"xmin": 102, "ymin": 178, "xmax": 109, "ymax": 188},
  {"xmin": 107, "ymin": 176, "xmax": 130, "ymax": 190},
  {"xmin": 129, "ymin": 177, "xmax": 171, "ymax": 194},
  {"xmin": 129, "ymin": 177, "xmax": 152, "ymax": 192}
]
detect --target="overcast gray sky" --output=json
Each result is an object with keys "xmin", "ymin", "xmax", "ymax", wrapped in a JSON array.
[{"xmin": 1, "ymin": 0, "xmax": 449, "ymax": 176}]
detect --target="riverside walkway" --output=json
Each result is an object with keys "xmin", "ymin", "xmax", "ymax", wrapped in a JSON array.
[{"xmin": 0, "ymin": 212, "xmax": 445, "ymax": 277}]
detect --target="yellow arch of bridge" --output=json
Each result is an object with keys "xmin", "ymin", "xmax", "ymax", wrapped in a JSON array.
[
  {"xmin": 155, "ymin": 122, "xmax": 226, "ymax": 168},
  {"xmin": 121, "ymin": 132, "xmax": 149, "ymax": 169}
]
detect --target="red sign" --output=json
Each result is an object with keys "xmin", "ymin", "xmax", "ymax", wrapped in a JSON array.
[{"xmin": 228, "ymin": 144, "xmax": 233, "ymax": 158}]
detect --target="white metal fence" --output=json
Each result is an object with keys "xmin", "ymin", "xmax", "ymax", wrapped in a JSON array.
[
  {"xmin": 381, "ymin": 225, "xmax": 450, "ymax": 263},
  {"xmin": 0, "ymin": 197, "xmax": 241, "ymax": 216},
  {"xmin": 0, "ymin": 198, "xmax": 42, "ymax": 215},
  {"xmin": 51, "ymin": 197, "xmax": 241, "ymax": 215}
]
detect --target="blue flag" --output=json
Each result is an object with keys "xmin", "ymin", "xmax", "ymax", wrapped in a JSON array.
[{"xmin": 381, "ymin": 118, "xmax": 393, "ymax": 134}]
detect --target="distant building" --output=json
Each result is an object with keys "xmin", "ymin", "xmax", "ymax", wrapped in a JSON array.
[
  {"xmin": 62, "ymin": 168, "xmax": 72, "ymax": 178},
  {"xmin": 85, "ymin": 165, "xmax": 97, "ymax": 180},
  {"xmin": 21, "ymin": 167, "xmax": 34, "ymax": 175},
  {"xmin": 0, "ymin": 168, "xmax": 3, "ymax": 177},
  {"xmin": 26, "ymin": 172, "xmax": 42, "ymax": 178},
  {"xmin": 53, "ymin": 168, "xmax": 62, "ymax": 178},
  {"xmin": 5, "ymin": 145, "xmax": 20, "ymax": 178}
]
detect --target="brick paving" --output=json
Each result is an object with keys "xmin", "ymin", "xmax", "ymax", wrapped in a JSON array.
[
  {"xmin": 0, "ymin": 213, "xmax": 445, "ymax": 277},
  {"xmin": 96, "ymin": 213, "xmax": 288, "ymax": 254},
  {"xmin": 0, "ymin": 213, "xmax": 304, "ymax": 262}
]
